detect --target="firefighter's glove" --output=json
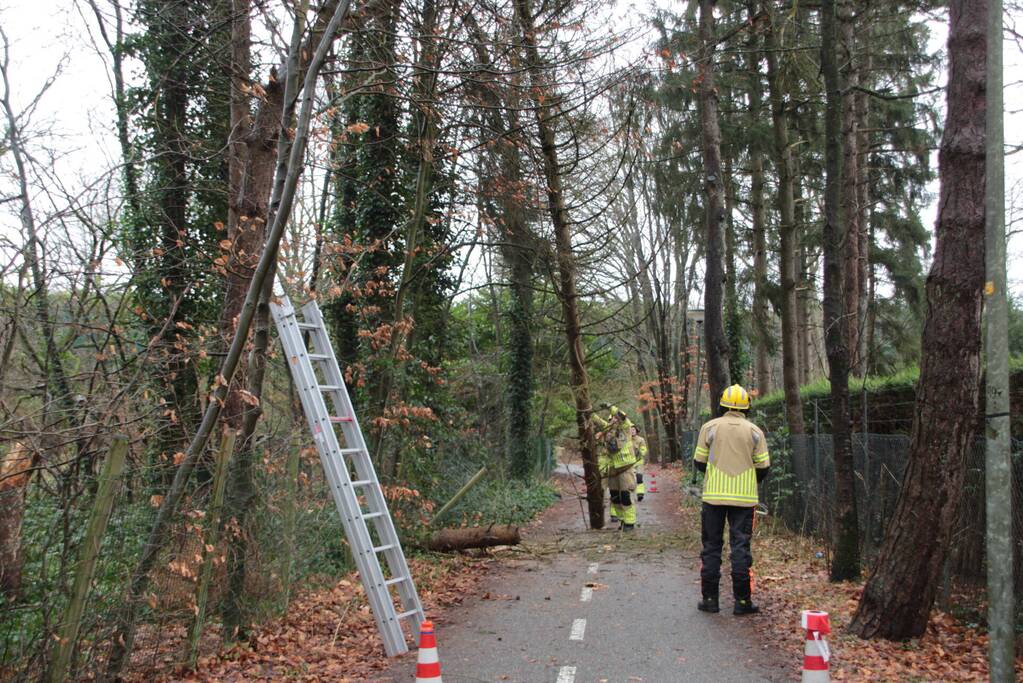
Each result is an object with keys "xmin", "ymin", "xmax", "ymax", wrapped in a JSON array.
[{"xmin": 637, "ymin": 493, "xmax": 645, "ymax": 502}]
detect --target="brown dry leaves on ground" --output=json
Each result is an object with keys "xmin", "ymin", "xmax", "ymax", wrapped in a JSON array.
[
  {"xmin": 748, "ymin": 517, "xmax": 1023, "ymax": 681},
  {"xmin": 147, "ymin": 555, "xmax": 490, "ymax": 683}
]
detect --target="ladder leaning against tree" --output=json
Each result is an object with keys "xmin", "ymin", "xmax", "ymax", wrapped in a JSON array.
[{"xmin": 270, "ymin": 294, "xmax": 425, "ymax": 656}]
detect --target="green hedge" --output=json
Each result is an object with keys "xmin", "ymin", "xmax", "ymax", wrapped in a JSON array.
[{"xmin": 750, "ymin": 356, "xmax": 1023, "ymax": 434}]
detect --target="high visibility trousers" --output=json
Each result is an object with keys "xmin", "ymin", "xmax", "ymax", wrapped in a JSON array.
[
  {"xmin": 699, "ymin": 503, "xmax": 754, "ymax": 598},
  {"xmin": 607, "ymin": 467, "xmax": 637, "ymax": 525},
  {"xmin": 608, "ymin": 489, "xmax": 636, "ymax": 524}
]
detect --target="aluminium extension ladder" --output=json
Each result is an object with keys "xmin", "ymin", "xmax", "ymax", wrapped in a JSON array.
[{"xmin": 271, "ymin": 295, "xmax": 424, "ymax": 656}]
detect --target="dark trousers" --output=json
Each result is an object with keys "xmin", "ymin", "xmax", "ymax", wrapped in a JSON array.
[{"xmin": 700, "ymin": 503, "xmax": 754, "ymax": 599}]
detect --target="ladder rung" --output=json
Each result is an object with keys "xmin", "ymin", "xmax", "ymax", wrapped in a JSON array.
[
  {"xmin": 307, "ymin": 353, "xmax": 330, "ymax": 361},
  {"xmin": 319, "ymin": 384, "xmax": 342, "ymax": 391},
  {"xmin": 339, "ymin": 447, "xmax": 363, "ymax": 455},
  {"xmin": 396, "ymin": 609, "xmax": 419, "ymax": 620},
  {"xmin": 351, "ymin": 479, "xmax": 373, "ymax": 487},
  {"xmin": 297, "ymin": 322, "xmax": 318, "ymax": 330},
  {"xmin": 385, "ymin": 576, "xmax": 409, "ymax": 586},
  {"xmin": 374, "ymin": 544, "xmax": 395, "ymax": 553},
  {"xmin": 330, "ymin": 416, "xmax": 354, "ymax": 423},
  {"xmin": 363, "ymin": 511, "xmax": 384, "ymax": 520}
]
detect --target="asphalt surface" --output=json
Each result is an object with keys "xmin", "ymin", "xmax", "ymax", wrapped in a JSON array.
[{"xmin": 379, "ymin": 465, "xmax": 785, "ymax": 683}]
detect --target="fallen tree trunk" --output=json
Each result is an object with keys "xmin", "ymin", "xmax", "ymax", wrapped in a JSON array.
[{"xmin": 427, "ymin": 525, "xmax": 520, "ymax": 552}]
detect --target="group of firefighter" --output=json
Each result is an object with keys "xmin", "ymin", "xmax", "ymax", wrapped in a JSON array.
[{"xmin": 590, "ymin": 383, "xmax": 769, "ymax": 616}]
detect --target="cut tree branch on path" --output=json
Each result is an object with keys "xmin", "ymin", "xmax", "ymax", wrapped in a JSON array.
[{"xmin": 427, "ymin": 525, "xmax": 521, "ymax": 552}]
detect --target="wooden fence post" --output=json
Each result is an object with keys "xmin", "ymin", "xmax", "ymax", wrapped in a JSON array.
[
  {"xmin": 186, "ymin": 428, "xmax": 237, "ymax": 666},
  {"xmin": 281, "ymin": 444, "xmax": 301, "ymax": 609},
  {"xmin": 44, "ymin": 435, "xmax": 129, "ymax": 683}
]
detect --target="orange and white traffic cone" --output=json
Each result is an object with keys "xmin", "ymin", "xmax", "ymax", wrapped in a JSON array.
[
  {"xmin": 414, "ymin": 620, "xmax": 442, "ymax": 682},
  {"xmin": 801, "ymin": 610, "xmax": 831, "ymax": 682},
  {"xmin": 648, "ymin": 470, "xmax": 658, "ymax": 493}
]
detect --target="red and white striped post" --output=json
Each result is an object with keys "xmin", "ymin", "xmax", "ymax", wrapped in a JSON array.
[
  {"xmin": 801, "ymin": 610, "xmax": 831, "ymax": 682},
  {"xmin": 414, "ymin": 620, "xmax": 443, "ymax": 682}
]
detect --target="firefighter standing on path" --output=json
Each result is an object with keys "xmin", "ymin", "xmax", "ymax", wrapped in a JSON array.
[
  {"xmin": 592, "ymin": 406, "xmax": 639, "ymax": 530},
  {"xmin": 693, "ymin": 385, "xmax": 770, "ymax": 615}
]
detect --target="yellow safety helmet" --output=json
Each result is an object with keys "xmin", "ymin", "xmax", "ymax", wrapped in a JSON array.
[{"xmin": 719, "ymin": 384, "xmax": 751, "ymax": 410}]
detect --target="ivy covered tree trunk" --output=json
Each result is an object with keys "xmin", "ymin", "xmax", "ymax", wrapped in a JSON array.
[
  {"xmin": 697, "ymin": 0, "xmax": 731, "ymax": 413},
  {"xmin": 850, "ymin": 0, "xmax": 986, "ymax": 638},
  {"xmin": 820, "ymin": 0, "xmax": 860, "ymax": 582},
  {"xmin": 134, "ymin": 0, "xmax": 212, "ymax": 484}
]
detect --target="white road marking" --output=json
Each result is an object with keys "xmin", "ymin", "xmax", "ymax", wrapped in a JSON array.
[
  {"xmin": 587, "ymin": 562, "xmax": 598, "ymax": 575},
  {"xmin": 580, "ymin": 586, "xmax": 593, "ymax": 602},
  {"xmin": 556, "ymin": 665, "xmax": 577, "ymax": 683},
  {"xmin": 569, "ymin": 618, "xmax": 586, "ymax": 641}
]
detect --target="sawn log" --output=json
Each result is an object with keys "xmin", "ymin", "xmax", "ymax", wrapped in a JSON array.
[{"xmin": 427, "ymin": 524, "xmax": 521, "ymax": 552}]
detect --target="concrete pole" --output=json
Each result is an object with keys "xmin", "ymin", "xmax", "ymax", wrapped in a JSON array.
[{"xmin": 984, "ymin": 0, "xmax": 1014, "ymax": 679}]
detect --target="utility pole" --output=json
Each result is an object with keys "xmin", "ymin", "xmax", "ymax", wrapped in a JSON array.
[{"xmin": 984, "ymin": 0, "xmax": 1014, "ymax": 679}]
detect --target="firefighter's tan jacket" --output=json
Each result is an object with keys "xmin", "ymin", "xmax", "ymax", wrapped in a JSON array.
[{"xmin": 693, "ymin": 411, "xmax": 769, "ymax": 506}]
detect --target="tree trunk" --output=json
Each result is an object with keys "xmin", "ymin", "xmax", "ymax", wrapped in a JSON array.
[
  {"xmin": 820, "ymin": 0, "xmax": 860, "ymax": 582},
  {"xmin": 427, "ymin": 525, "xmax": 520, "ymax": 551},
  {"xmin": 514, "ymin": 0, "xmax": 602, "ymax": 528},
  {"xmin": 697, "ymin": 0, "xmax": 731, "ymax": 413},
  {"xmin": 723, "ymin": 154, "xmax": 745, "ymax": 386},
  {"xmin": 840, "ymin": 1, "xmax": 862, "ymax": 378},
  {"xmin": 221, "ymin": 1, "xmax": 311, "ymax": 638},
  {"xmin": 0, "ymin": 443, "xmax": 32, "ymax": 599},
  {"xmin": 855, "ymin": 34, "xmax": 872, "ymax": 376},
  {"xmin": 621, "ymin": 181, "xmax": 662, "ymax": 463},
  {"xmin": 850, "ymin": 0, "xmax": 986, "ymax": 638},
  {"xmin": 747, "ymin": 7, "xmax": 770, "ymax": 396},
  {"xmin": 218, "ymin": 0, "xmax": 279, "ymax": 437},
  {"xmin": 763, "ymin": 3, "xmax": 805, "ymax": 437}
]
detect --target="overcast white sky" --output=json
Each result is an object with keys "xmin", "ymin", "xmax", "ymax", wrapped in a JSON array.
[{"xmin": 1, "ymin": 0, "xmax": 1021, "ymax": 294}]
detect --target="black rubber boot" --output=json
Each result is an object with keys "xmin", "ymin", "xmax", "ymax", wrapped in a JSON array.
[
  {"xmin": 732, "ymin": 575, "xmax": 759, "ymax": 615},
  {"xmin": 733, "ymin": 598, "xmax": 760, "ymax": 616},
  {"xmin": 621, "ymin": 523, "xmax": 636, "ymax": 532},
  {"xmin": 697, "ymin": 596, "xmax": 720, "ymax": 613},
  {"xmin": 698, "ymin": 580, "xmax": 720, "ymax": 613}
]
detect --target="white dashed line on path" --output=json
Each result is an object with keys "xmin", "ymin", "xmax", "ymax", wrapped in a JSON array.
[
  {"xmin": 569, "ymin": 618, "xmax": 586, "ymax": 641},
  {"xmin": 580, "ymin": 586, "xmax": 593, "ymax": 602},
  {"xmin": 587, "ymin": 562, "xmax": 598, "ymax": 575},
  {"xmin": 556, "ymin": 665, "xmax": 577, "ymax": 683}
]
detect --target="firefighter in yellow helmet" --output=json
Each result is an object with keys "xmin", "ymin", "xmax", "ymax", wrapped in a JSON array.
[
  {"xmin": 693, "ymin": 385, "xmax": 770, "ymax": 615},
  {"xmin": 631, "ymin": 425, "xmax": 648, "ymax": 502},
  {"xmin": 592, "ymin": 406, "xmax": 639, "ymax": 530}
]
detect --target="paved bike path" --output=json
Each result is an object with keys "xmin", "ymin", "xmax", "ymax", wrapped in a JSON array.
[{"xmin": 379, "ymin": 465, "xmax": 787, "ymax": 683}]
